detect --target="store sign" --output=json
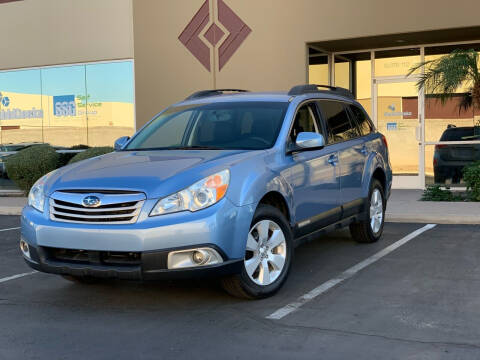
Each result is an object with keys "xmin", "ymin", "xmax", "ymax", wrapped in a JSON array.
[
  {"xmin": 0, "ymin": 92, "xmax": 43, "ymax": 120},
  {"xmin": 384, "ymin": 104, "xmax": 411, "ymax": 117},
  {"xmin": 386, "ymin": 122, "xmax": 398, "ymax": 131},
  {"xmin": 54, "ymin": 95, "xmax": 76, "ymax": 117}
]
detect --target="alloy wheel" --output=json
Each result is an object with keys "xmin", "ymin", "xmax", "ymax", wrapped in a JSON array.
[
  {"xmin": 370, "ymin": 188, "xmax": 383, "ymax": 234},
  {"xmin": 244, "ymin": 220, "xmax": 287, "ymax": 286}
]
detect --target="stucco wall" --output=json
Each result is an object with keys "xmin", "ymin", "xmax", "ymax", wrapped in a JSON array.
[
  {"xmin": 133, "ymin": 0, "xmax": 480, "ymax": 127},
  {"xmin": 0, "ymin": 0, "xmax": 134, "ymax": 70}
]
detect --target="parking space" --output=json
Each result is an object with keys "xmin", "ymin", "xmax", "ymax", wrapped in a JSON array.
[{"xmin": 1, "ymin": 218, "xmax": 479, "ymax": 359}]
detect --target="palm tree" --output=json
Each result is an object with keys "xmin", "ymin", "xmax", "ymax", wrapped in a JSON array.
[{"xmin": 408, "ymin": 49, "xmax": 480, "ymax": 113}]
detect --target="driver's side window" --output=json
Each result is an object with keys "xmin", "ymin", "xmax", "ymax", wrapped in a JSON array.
[{"xmin": 289, "ymin": 103, "xmax": 321, "ymax": 144}]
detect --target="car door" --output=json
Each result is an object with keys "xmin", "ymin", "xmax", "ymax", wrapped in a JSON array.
[
  {"xmin": 283, "ymin": 102, "xmax": 341, "ymax": 237},
  {"xmin": 317, "ymin": 100, "xmax": 366, "ymax": 218}
]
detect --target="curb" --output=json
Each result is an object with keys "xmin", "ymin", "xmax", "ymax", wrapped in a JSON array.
[{"xmin": 386, "ymin": 214, "xmax": 480, "ymax": 225}]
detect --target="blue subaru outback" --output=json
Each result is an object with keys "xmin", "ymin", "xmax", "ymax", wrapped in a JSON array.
[{"xmin": 21, "ymin": 85, "xmax": 392, "ymax": 299}]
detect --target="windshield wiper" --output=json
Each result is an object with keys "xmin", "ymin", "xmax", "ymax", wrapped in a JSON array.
[{"xmin": 166, "ymin": 146, "xmax": 226, "ymax": 150}]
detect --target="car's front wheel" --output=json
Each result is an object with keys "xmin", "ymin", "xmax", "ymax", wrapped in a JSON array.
[{"xmin": 221, "ymin": 204, "xmax": 293, "ymax": 299}]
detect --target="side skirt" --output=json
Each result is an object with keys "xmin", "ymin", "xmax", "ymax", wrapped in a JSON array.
[{"xmin": 293, "ymin": 213, "xmax": 366, "ymax": 248}]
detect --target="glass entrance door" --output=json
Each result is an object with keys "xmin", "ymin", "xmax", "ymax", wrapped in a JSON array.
[{"xmin": 374, "ymin": 79, "xmax": 423, "ymax": 188}]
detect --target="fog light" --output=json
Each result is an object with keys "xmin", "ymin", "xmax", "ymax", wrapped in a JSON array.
[
  {"xmin": 20, "ymin": 239, "xmax": 30, "ymax": 259},
  {"xmin": 192, "ymin": 250, "xmax": 209, "ymax": 265},
  {"xmin": 168, "ymin": 247, "xmax": 223, "ymax": 269}
]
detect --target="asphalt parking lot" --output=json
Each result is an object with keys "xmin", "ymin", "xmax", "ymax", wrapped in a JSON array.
[{"xmin": 1, "ymin": 215, "xmax": 480, "ymax": 360}]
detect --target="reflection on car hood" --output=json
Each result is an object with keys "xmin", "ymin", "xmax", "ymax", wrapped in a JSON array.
[{"xmin": 46, "ymin": 149, "xmax": 261, "ymax": 199}]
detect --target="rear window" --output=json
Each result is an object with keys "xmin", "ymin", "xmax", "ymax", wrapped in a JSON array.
[{"xmin": 440, "ymin": 127, "xmax": 480, "ymax": 141}]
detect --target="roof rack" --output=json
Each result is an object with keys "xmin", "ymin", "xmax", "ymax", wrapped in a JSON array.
[
  {"xmin": 185, "ymin": 89, "xmax": 249, "ymax": 100},
  {"xmin": 288, "ymin": 84, "xmax": 354, "ymax": 99}
]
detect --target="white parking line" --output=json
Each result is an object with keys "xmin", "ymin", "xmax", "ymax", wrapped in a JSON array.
[
  {"xmin": 0, "ymin": 227, "xmax": 20, "ymax": 232},
  {"xmin": 266, "ymin": 224, "xmax": 437, "ymax": 320},
  {"xmin": 0, "ymin": 271, "xmax": 37, "ymax": 284}
]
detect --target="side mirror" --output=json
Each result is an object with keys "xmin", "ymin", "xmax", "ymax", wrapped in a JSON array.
[
  {"xmin": 114, "ymin": 136, "xmax": 130, "ymax": 151},
  {"xmin": 295, "ymin": 132, "xmax": 325, "ymax": 150}
]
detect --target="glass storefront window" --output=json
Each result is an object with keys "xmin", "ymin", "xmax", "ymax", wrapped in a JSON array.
[
  {"xmin": 334, "ymin": 56, "xmax": 350, "ymax": 90},
  {"xmin": 85, "ymin": 61, "xmax": 135, "ymax": 147},
  {"xmin": 424, "ymin": 44, "xmax": 480, "ymax": 143},
  {"xmin": 0, "ymin": 69, "xmax": 43, "ymax": 146},
  {"xmin": 0, "ymin": 60, "xmax": 134, "ymax": 150},
  {"xmin": 309, "ymin": 53, "xmax": 328, "ymax": 86},
  {"xmin": 375, "ymin": 48, "xmax": 420, "ymax": 77},
  {"xmin": 377, "ymin": 81, "xmax": 420, "ymax": 176},
  {"xmin": 42, "ymin": 65, "xmax": 88, "ymax": 147}
]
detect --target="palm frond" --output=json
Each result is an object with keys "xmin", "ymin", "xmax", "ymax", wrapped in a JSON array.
[{"xmin": 408, "ymin": 49, "xmax": 479, "ymax": 107}]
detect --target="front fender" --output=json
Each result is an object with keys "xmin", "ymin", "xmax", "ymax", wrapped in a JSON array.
[{"xmin": 226, "ymin": 157, "xmax": 294, "ymax": 226}]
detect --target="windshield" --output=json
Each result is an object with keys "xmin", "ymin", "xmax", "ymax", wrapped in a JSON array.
[{"xmin": 125, "ymin": 101, "xmax": 289, "ymax": 151}]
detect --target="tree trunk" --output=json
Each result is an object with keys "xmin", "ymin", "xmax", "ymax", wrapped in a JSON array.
[{"xmin": 472, "ymin": 81, "xmax": 480, "ymax": 110}]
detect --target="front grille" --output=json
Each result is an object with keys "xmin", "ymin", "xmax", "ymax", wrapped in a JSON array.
[
  {"xmin": 49, "ymin": 191, "xmax": 145, "ymax": 224},
  {"xmin": 44, "ymin": 247, "xmax": 141, "ymax": 267}
]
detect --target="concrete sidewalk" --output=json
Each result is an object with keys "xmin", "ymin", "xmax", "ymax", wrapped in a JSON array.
[
  {"xmin": 386, "ymin": 190, "xmax": 480, "ymax": 224},
  {"xmin": 0, "ymin": 190, "xmax": 479, "ymax": 224}
]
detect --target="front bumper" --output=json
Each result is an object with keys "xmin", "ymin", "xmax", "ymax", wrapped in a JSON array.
[
  {"xmin": 21, "ymin": 197, "xmax": 255, "ymax": 279},
  {"xmin": 23, "ymin": 244, "xmax": 243, "ymax": 280}
]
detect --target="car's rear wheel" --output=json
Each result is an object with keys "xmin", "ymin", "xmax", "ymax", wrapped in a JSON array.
[
  {"xmin": 350, "ymin": 179, "xmax": 385, "ymax": 243},
  {"xmin": 221, "ymin": 204, "xmax": 293, "ymax": 299}
]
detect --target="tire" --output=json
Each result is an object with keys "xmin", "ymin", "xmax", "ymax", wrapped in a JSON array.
[
  {"xmin": 221, "ymin": 204, "xmax": 293, "ymax": 299},
  {"xmin": 349, "ymin": 179, "xmax": 385, "ymax": 243},
  {"xmin": 61, "ymin": 275, "xmax": 100, "ymax": 284}
]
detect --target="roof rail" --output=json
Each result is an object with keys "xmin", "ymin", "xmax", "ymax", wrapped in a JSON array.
[
  {"xmin": 288, "ymin": 84, "xmax": 354, "ymax": 99},
  {"xmin": 185, "ymin": 89, "xmax": 249, "ymax": 100}
]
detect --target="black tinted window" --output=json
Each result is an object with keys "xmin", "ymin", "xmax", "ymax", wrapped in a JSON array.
[
  {"xmin": 318, "ymin": 100, "xmax": 358, "ymax": 143},
  {"xmin": 349, "ymin": 104, "xmax": 373, "ymax": 135},
  {"xmin": 440, "ymin": 127, "xmax": 480, "ymax": 141}
]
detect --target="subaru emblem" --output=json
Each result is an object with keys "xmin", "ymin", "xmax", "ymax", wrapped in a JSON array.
[{"xmin": 82, "ymin": 195, "xmax": 101, "ymax": 208}]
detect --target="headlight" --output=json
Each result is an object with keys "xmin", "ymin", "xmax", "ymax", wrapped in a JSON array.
[
  {"xmin": 150, "ymin": 169, "xmax": 230, "ymax": 216},
  {"xmin": 28, "ymin": 173, "xmax": 51, "ymax": 213}
]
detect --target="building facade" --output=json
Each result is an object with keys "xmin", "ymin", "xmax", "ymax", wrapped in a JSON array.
[{"xmin": 1, "ymin": 0, "xmax": 480, "ymax": 188}]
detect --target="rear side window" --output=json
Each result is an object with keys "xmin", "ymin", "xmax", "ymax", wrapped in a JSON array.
[
  {"xmin": 348, "ymin": 104, "xmax": 374, "ymax": 136},
  {"xmin": 317, "ymin": 100, "xmax": 359, "ymax": 143}
]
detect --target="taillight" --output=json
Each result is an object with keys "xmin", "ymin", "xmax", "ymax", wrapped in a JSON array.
[
  {"xmin": 381, "ymin": 134, "xmax": 388, "ymax": 149},
  {"xmin": 435, "ymin": 144, "xmax": 447, "ymax": 150}
]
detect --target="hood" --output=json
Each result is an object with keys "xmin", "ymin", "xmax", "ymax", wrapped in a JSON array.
[{"xmin": 46, "ymin": 149, "xmax": 262, "ymax": 199}]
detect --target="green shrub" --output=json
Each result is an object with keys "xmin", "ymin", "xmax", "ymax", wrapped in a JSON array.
[
  {"xmin": 68, "ymin": 147, "xmax": 114, "ymax": 164},
  {"xmin": 421, "ymin": 185, "xmax": 463, "ymax": 201},
  {"xmin": 5, "ymin": 144, "xmax": 59, "ymax": 193},
  {"xmin": 463, "ymin": 161, "xmax": 480, "ymax": 201},
  {"xmin": 57, "ymin": 145, "xmax": 92, "ymax": 167}
]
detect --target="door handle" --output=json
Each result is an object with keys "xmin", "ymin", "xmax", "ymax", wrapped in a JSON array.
[{"xmin": 328, "ymin": 154, "xmax": 338, "ymax": 166}]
